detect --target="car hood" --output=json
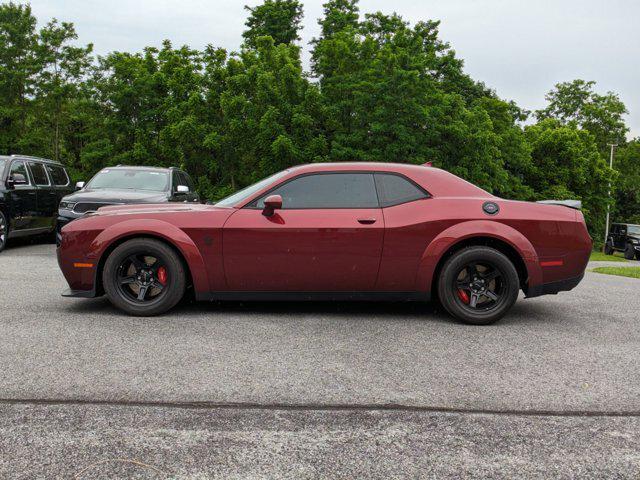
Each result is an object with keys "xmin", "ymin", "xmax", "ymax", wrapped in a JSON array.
[{"xmin": 61, "ymin": 189, "xmax": 168, "ymax": 203}]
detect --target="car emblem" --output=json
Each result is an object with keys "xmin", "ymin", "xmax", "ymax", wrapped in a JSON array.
[{"xmin": 483, "ymin": 202, "xmax": 500, "ymax": 215}]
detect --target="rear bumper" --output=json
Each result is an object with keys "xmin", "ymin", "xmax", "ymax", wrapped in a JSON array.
[{"xmin": 525, "ymin": 273, "xmax": 584, "ymax": 298}]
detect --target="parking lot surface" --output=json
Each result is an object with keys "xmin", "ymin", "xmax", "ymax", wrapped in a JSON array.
[{"xmin": 1, "ymin": 242, "xmax": 639, "ymax": 478}]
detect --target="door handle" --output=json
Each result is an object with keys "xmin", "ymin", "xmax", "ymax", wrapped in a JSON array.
[{"xmin": 357, "ymin": 218, "xmax": 376, "ymax": 225}]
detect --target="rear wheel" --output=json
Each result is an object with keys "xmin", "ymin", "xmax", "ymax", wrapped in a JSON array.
[
  {"xmin": 0, "ymin": 211, "xmax": 7, "ymax": 253},
  {"xmin": 437, "ymin": 246, "xmax": 520, "ymax": 325},
  {"xmin": 625, "ymin": 243, "xmax": 636, "ymax": 260},
  {"xmin": 604, "ymin": 241, "xmax": 614, "ymax": 255},
  {"xmin": 103, "ymin": 238, "xmax": 186, "ymax": 316}
]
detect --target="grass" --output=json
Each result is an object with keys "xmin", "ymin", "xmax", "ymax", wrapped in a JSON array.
[
  {"xmin": 589, "ymin": 251, "xmax": 628, "ymax": 262},
  {"xmin": 592, "ymin": 266, "xmax": 640, "ymax": 279}
]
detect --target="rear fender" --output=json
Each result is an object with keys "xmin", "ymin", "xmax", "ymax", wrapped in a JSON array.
[
  {"xmin": 88, "ymin": 219, "xmax": 210, "ymax": 293},
  {"xmin": 415, "ymin": 220, "xmax": 542, "ymax": 292}
]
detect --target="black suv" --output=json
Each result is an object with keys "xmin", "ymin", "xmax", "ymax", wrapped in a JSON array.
[
  {"xmin": 57, "ymin": 166, "xmax": 200, "ymax": 236},
  {"xmin": 605, "ymin": 223, "xmax": 640, "ymax": 260},
  {"xmin": 0, "ymin": 155, "xmax": 74, "ymax": 252}
]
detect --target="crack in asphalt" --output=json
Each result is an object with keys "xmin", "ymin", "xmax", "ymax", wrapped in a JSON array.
[{"xmin": 1, "ymin": 398, "xmax": 639, "ymax": 418}]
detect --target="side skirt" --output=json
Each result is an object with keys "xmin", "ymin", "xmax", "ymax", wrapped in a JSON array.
[{"xmin": 196, "ymin": 291, "xmax": 431, "ymax": 303}]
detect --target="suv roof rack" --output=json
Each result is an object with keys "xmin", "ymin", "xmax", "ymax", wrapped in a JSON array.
[{"xmin": 10, "ymin": 154, "xmax": 61, "ymax": 164}]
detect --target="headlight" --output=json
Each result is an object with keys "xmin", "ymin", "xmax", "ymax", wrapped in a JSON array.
[{"xmin": 59, "ymin": 201, "xmax": 76, "ymax": 210}]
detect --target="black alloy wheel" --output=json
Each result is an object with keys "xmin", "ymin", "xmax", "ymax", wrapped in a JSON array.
[
  {"xmin": 437, "ymin": 246, "xmax": 520, "ymax": 325},
  {"xmin": 0, "ymin": 211, "xmax": 7, "ymax": 252},
  {"xmin": 103, "ymin": 238, "xmax": 186, "ymax": 316}
]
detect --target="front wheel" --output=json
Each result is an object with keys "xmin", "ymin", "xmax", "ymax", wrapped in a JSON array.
[
  {"xmin": 103, "ymin": 238, "xmax": 186, "ymax": 316},
  {"xmin": 437, "ymin": 246, "xmax": 520, "ymax": 325},
  {"xmin": 0, "ymin": 211, "xmax": 7, "ymax": 253}
]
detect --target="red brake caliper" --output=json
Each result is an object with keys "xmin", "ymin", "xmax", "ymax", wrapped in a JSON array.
[
  {"xmin": 157, "ymin": 266, "xmax": 168, "ymax": 286},
  {"xmin": 457, "ymin": 289, "xmax": 470, "ymax": 304}
]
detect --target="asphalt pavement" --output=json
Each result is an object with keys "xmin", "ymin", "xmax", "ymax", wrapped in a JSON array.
[{"xmin": 0, "ymin": 241, "xmax": 639, "ymax": 478}]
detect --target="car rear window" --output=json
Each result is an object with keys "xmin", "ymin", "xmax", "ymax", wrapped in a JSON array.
[
  {"xmin": 46, "ymin": 164, "xmax": 70, "ymax": 186},
  {"xmin": 374, "ymin": 173, "xmax": 429, "ymax": 207},
  {"xmin": 29, "ymin": 162, "xmax": 50, "ymax": 186}
]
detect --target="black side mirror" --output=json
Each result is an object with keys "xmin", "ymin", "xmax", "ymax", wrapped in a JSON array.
[{"xmin": 7, "ymin": 174, "xmax": 27, "ymax": 189}]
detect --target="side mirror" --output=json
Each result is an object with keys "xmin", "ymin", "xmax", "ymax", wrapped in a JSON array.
[
  {"xmin": 262, "ymin": 194, "xmax": 282, "ymax": 217},
  {"xmin": 7, "ymin": 173, "xmax": 27, "ymax": 188},
  {"xmin": 176, "ymin": 185, "xmax": 189, "ymax": 194},
  {"xmin": 75, "ymin": 181, "xmax": 85, "ymax": 191}
]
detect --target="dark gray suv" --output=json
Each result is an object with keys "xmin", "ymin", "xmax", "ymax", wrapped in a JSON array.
[
  {"xmin": 605, "ymin": 223, "xmax": 640, "ymax": 260},
  {"xmin": 57, "ymin": 166, "xmax": 200, "ymax": 240}
]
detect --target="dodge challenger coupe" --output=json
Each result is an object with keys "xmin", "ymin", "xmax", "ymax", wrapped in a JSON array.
[{"xmin": 57, "ymin": 163, "xmax": 592, "ymax": 324}]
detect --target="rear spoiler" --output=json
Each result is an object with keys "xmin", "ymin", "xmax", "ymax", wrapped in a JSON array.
[{"xmin": 536, "ymin": 199, "xmax": 582, "ymax": 210}]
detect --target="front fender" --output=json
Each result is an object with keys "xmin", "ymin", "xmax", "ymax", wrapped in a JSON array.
[
  {"xmin": 88, "ymin": 219, "xmax": 210, "ymax": 293},
  {"xmin": 415, "ymin": 220, "xmax": 542, "ymax": 292}
]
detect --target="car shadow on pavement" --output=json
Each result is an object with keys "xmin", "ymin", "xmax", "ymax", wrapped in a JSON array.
[{"xmin": 61, "ymin": 293, "xmax": 562, "ymax": 327}]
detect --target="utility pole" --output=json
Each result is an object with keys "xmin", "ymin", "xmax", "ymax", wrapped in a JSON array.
[{"xmin": 603, "ymin": 143, "xmax": 617, "ymax": 251}]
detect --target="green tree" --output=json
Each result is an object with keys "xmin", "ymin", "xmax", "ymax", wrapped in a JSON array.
[
  {"xmin": 613, "ymin": 140, "xmax": 640, "ymax": 224},
  {"xmin": 536, "ymin": 80, "xmax": 628, "ymax": 153},
  {"xmin": 243, "ymin": 0, "xmax": 303, "ymax": 48},
  {"xmin": 33, "ymin": 19, "xmax": 93, "ymax": 161},
  {"xmin": 0, "ymin": 2, "xmax": 39, "ymax": 154}
]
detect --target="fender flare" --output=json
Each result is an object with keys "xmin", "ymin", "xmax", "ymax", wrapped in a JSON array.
[
  {"xmin": 414, "ymin": 220, "xmax": 543, "ymax": 292},
  {"xmin": 88, "ymin": 218, "xmax": 210, "ymax": 293}
]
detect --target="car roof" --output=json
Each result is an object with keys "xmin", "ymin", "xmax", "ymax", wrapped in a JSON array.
[
  {"xmin": 100, "ymin": 165, "xmax": 176, "ymax": 172},
  {"xmin": 289, "ymin": 162, "xmax": 431, "ymax": 174},
  {"xmin": 614, "ymin": 223, "xmax": 640, "ymax": 227},
  {"xmin": 0, "ymin": 154, "xmax": 64, "ymax": 166}
]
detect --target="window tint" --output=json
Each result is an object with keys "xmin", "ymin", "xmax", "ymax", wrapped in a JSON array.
[
  {"xmin": 9, "ymin": 161, "xmax": 30, "ymax": 185},
  {"xmin": 255, "ymin": 173, "xmax": 378, "ymax": 209},
  {"xmin": 29, "ymin": 162, "xmax": 50, "ymax": 185},
  {"xmin": 374, "ymin": 173, "xmax": 428, "ymax": 207},
  {"xmin": 46, "ymin": 165, "xmax": 69, "ymax": 186},
  {"xmin": 182, "ymin": 172, "xmax": 195, "ymax": 191}
]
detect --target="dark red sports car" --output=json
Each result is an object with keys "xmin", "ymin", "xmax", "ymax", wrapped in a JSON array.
[{"xmin": 57, "ymin": 163, "xmax": 592, "ymax": 324}]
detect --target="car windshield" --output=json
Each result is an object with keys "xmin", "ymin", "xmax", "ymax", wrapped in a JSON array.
[
  {"xmin": 628, "ymin": 225, "xmax": 640, "ymax": 235},
  {"xmin": 0, "ymin": 159, "xmax": 5, "ymax": 172},
  {"xmin": 86, "ymin": 168, "xmax": 169, "ymax": 191},
  {"xmin": 216, "ymin": 170, "xmax": 289, "ymax": 207}
]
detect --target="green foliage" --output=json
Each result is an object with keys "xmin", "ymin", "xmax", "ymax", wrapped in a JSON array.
[
  {"xmin": 0, "ymin": 0, "xmax": 636, "ymax": 244},
  {"xmin": 243, "ymin": 0, "xmax": 303, "ymax": 48}
]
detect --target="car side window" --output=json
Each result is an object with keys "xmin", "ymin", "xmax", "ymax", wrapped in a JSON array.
[
  {"xmin": 374, "ymin": 173, "xmax": 429, "ymax": 207},
  {"xmin": 29, "ymin": 162, "xmax": 50, "ymax": 186},
  {"xmin": 9, "ymin": 160, "xmax": 31, "ymax": 185},
  {"xmin": 46, "ymin": 165, "xmax": 70, "ymax": 186},
  {"xmin": 254, "ymin": 173, "xmax": 379, "ymax": 209},
  {"xmin": 182, "ymin": 172, "xmax": 196, "ymax": 192}
]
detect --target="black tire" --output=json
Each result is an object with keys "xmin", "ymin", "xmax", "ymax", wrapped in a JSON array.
[
  {"xmin": 625, "ymin": 243, "xmax": 636, "ymax": 260},
  {"xmin": 0, "ymin": 210, "xmax": 7, "ymax": 253},
  {"xmin": 437, "ymin": 246, "xmax": 520, "ymax": 325},
  {"xmin": 103, "ymin": 238, "xmax": 186, "ymax": 316},
  {"xmin": 604, "ymin": 241, "xmax": 614, "ymax": 255}
]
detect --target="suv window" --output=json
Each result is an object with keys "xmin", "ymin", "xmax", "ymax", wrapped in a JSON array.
[
  {"xmin": 254, "ymin": 173, "xmax": 379, "ymax": 209},
  {"xmin": 29, "ymin": 162, "xmax": 50, "ymax": 186},
  {"xmin": 46, "ymin": 164, "xmax": 69, "ymax": 186},
  {"xmin": 374, "ymin": 173, "xmax": 429, "ymax": 207},
  {"xmin": 181, "ymin": 172, "xmax": 195, "ymax": 191},
  {"xmin": 9, "ymin": 161, "xmax": 30, "ymax": 185}
]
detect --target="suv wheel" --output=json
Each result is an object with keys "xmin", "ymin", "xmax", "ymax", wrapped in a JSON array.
[
  {"xmin": 103, "ymin": 238, "xmax": 186, "ymax": 316},
  {"xmin": 625, "ymin": 243, "xmax": 636, "ymax": 260},
  {"xmin": 0, "ymin": 211, "xmax": 7, "ymax": 253},
  {"xmin": 437, "ymin": 246, "xmax": 520, "ymax": 325},
  {"xmin": 604, "ymin": 241, "xmax": 614, "ymax": 255}
]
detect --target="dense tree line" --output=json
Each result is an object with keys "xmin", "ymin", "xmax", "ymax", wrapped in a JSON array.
[{"xmin": 0, "ymin": 0, "xmax": 637, "ymax": 244}]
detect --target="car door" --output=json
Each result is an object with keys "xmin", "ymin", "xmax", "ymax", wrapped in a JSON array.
[
  {"xmin": 616, "ymin": 225, "xmax": 627, "ymax": 250},
  {"xmin": 6, "ymin": 160, "xmax": 38, "ymax": 231},
  {"xmin": 45, "ymin": 163, "xmax": 74, "ymax": 203},
  {"xmin": 28, "ymin": 161, "xmax": 58, "ymax": 230},
  {"xmin": 222, "ymin": 172, "xmax": 384, "ymax": 292}
]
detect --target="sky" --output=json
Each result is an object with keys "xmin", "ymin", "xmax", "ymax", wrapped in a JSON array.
[{"xmin": 28, "ymin": 0, "xmax": 640, "ymax": 138}]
